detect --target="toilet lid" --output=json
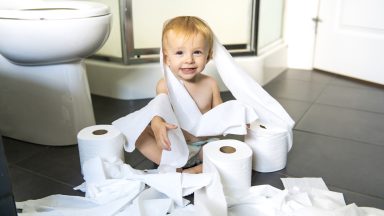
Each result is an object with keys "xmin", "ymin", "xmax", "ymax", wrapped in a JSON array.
[{"xmin": 0, "ymin": 1, "xmax": 110, "ymax": 20}]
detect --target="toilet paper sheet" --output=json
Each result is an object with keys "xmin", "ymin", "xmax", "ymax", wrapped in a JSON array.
[
  {"xmin": 112, "ymin": 93, "xmax": 257, "ymax": 170},
  {"xmin": 212, "ymin": 39, "xmax": 295, "ymax": 150},
  {"xmin": 17, "ymin": 173, "xmax": 384, "ymax": 216},
  {"xmin": 80, "ymin": 157, "xmax": 211, "ymax": 207},
  {"xmin": 164, "ymin": 65, "xmax": 258, "ymax": 136},
  {"xmin": 112, "ymin": 93, "xmax": 189, "ymax": 169}
]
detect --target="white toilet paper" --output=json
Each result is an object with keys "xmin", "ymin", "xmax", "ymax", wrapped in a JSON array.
[
  {"xmin": 164, "ymin": 66, "xmax": 258, "ymax": 137},
  {"xmin": 77, "ymin": 125, "xmax": 125, "ymax": 173},
  {"xmin": 112, "ymin": 93, "xmax": 189, "ymax": 170},
  {"xmin": 203, "ymin": 139, "xmax": 253, "ymax": 199},
  {"xmin": 245, "ymin": 122, "xmax": 288, "ymax": 173}
]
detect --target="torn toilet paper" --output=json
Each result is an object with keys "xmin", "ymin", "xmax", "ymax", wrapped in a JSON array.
[{"xmin": 17, "ymin": 157, "xmax": 384, "ymax": 216}]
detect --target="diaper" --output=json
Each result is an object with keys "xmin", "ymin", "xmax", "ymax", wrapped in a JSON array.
[{"xmin": 184, "ymin": 138, "xmax": 220, "ymax": 168}]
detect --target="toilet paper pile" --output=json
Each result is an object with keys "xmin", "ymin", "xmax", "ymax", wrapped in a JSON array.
[
  {"xmin": 14, "ymin": 39, "xmax": 384, "ymax": 215},
  {"xmin": 16, "ymin": 138, "xmax": 384, "ymax": 215}
]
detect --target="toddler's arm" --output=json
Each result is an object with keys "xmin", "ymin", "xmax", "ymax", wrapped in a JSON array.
[{"xmin": 152, "ymin": 78, "xmax": 177, "ymax": 151}]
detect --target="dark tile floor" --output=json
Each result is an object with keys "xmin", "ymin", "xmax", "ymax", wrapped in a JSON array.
[{"xmin": 2, "ymin": 69, "xmax": 384, "ymax": 209}]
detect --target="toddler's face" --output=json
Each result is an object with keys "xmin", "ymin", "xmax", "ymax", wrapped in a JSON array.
[{"xmin": 164, "ymin": 31, "xmax": 209, "ymax": 81}]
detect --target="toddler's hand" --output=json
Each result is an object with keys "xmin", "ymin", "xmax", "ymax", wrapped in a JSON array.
[{"xmin": 151, "ymin": 116, "xmax": 177, "ymax": 151}]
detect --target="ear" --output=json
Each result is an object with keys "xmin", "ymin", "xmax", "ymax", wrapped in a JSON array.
[
  {"xmin": 164, "ymin": 53, "xmax": 171, "ymax": 66},
  {"xmin": 207, "ymin": 48, "xmax": 213, "ymax": 61}
]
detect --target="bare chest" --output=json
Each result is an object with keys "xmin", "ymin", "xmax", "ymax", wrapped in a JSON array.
[{"xmin": 184, "ymin": 82, "xmax": 213, "ymax": 114}]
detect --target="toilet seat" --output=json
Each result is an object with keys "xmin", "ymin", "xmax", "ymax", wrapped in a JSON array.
[{"xmin": 0, "ymin": 1, "xmax": 110, "ymax": 20}]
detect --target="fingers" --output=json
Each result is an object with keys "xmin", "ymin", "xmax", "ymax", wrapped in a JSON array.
[
  {"xmin": 165, "ymin": 122, "xmax": 178, "ymax": 129},
  {"xmin": 160, "ymin": 135, "xmax": 172, "ymax": 151},
  {"xmin": 161, "ymin": 123, "xmax": 178, "ymax": 151},
  {"xmin": 153, "ymin": 122, "xmax": 177, "ymax": 151}
]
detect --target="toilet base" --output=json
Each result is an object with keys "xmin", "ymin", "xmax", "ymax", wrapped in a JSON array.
[{"xmin": 0, "ymin": 55, "xmax": 95, "ymax": 146}]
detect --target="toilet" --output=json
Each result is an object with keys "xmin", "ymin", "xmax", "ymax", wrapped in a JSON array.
[{"xmin": 0, "ymin": 1, "xmax": 111, "ymax": 145}]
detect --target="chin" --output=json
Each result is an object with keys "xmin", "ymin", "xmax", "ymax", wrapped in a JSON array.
[{"xmin": 183, "ymin": 73, "xmax": 199, "ymax": 80}]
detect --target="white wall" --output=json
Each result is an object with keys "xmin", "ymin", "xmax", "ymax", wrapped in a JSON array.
[{"xmin": 85, "ymin": 0, "xmax": 122, "ymax": 58}]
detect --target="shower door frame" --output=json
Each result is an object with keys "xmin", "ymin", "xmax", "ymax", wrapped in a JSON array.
[{"xmin": 119, "ymin": 0, "xmax": 260, "ymax": 64}]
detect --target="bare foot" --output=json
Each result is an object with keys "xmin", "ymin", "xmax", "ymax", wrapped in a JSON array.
[{"xmin": 181, "ymin": 164, "xmax": 203, "ymax": 174}]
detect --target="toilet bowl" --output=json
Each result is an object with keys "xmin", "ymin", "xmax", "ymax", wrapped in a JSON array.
[
  {"xmin": 0, "ymin": 0, "xmax": 111, "ymax": 65},
  {"xmin": 0, "ymin": 1, "xmax": 111, "ymax": 145}
]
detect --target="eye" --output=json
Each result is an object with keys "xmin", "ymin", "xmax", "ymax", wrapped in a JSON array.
[
  {"xmin": 175, "ymin": 51, "xmax": 183, "ymax": 55},
  {"xmin": 193, "ymin": 50, "xmax": 203, "ymax": 55}
]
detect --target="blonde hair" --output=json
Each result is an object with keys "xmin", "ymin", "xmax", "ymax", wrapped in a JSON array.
[{"xmin": 162, "ymin": 16, "xmax": 214, "ymax": 60}]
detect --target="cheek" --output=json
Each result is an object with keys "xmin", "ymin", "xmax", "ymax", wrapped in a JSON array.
[{"xmin": 198, "ymin": 57, "xmax": 208, "ymax": 66}]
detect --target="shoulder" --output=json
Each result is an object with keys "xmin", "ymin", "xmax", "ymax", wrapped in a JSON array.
[
  {"xmin": 156, "ymin": 78, "xmax": 168, "ymax": 94},
  {"xmin": 199, "ymin": 74, "xmax": 219, "ymax": 87},
  {"xmin": 205, "ymin": 75, "xmax": 220, "ymax": 93},
  {"xmin": 199, "ymin": 74, "xmax": 223, "ymax": 106}
]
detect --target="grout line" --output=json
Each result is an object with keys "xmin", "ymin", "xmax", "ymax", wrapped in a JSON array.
[
  {"xmin": 328, "ymin": 184, "xmax": 384, "ymax": 203},
  {"xmin": 314, "ymin": 101, "xmax": 384, "ymax": 116},
  {"xmin": 293, "ymin": 128, "xmax": 384, "ymax": 149},
  {"xmin": 10, "ymin": 164, "xmax": 81, "ymax": 189},
  {"xmin": 6, "ymin": 147, "xmax": 50, "ymax": 166}
]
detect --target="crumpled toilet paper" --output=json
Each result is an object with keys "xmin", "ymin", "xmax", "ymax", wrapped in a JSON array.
[
  {"xmin": 80, "ymin": 157, "xmax": 211, "ymax": 206},
  {"xmin": 17, "ymin": 175, "xmax": 384, "ymax": 216}
]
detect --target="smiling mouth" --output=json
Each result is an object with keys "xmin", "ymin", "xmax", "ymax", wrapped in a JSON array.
[{"xmin": 181, "ymin": 68, "xmax": 197, "ymax": 74}]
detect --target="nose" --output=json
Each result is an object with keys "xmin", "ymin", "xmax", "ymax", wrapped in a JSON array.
[{"xmin": 185, "ymin": 53, "xmax": 195, "ymax": 63}]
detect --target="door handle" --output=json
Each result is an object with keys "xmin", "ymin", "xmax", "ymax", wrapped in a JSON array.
[
  {"xmin": 312, "ymin": 17, "xmax": 322, "ymax": 23},
  {"xmin": 312, "ymin": 17, "xmax": 322, "ymax": 34}
]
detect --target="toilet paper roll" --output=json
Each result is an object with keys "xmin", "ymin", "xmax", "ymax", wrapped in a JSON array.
[
  {"xmin": 203, "ymin": 139, "xmax": 252, "ymax": 199},
  {"xmin": 245, "ymin": 123, "xmax": 288, "ymax": 173},
  {"xmin": 77, "ymin": 125, "xmax": 125, "ymax": 173}
]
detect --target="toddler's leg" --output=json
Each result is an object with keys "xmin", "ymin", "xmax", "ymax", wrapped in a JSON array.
[
  {"xmin": 182, "ymin": 164, "xmax": 202, "ymax": 174},
  {"xmin": 135, "ymin": 126, "xmax": 162, "ymax": 165},
  {"xmin": 182, "ymin": 148, "xmax": 204, "ymax": 174}
]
